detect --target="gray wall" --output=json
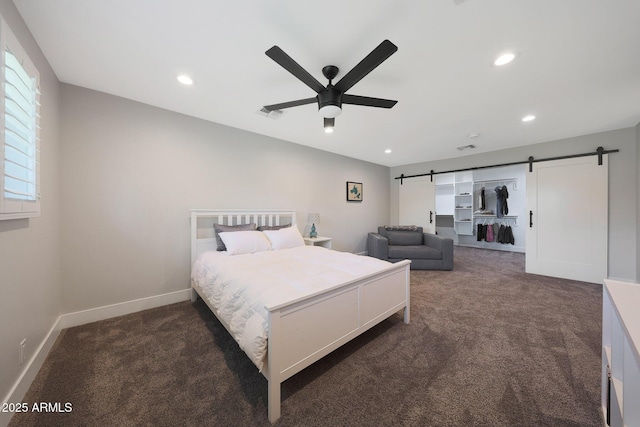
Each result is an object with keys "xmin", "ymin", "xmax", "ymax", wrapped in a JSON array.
[
  {"xmin": 59, "ymin": 84, "xmax": 390, "ymax": 313},
  {"xmin": 637, "ymin": 122, "xmax": 640, "ymax": 281},
  {"xmin": 0, "ymin": 0, "xmax": 61, "ymax": 408},
  {"xmin": 390, "ymin": 127, "xmax": 639, "ymax": 282}
]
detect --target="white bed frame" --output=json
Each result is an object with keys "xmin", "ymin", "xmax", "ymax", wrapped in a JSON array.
[{"xmin": 190, "ymin": 209, "xmax": 411, "ymax": 423}]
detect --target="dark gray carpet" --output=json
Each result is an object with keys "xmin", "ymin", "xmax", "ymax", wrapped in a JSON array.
[{"xmin": 9, "ymin": 247, "xmax": 603, "ymax": 426}]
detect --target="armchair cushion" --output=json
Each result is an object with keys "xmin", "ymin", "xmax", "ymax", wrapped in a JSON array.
[
  {"xmin": 387, "ymin": 230, "xmax": 423, "ymax": 246},
  {"xmin": 389, "ymin": 245, "xmax": 442, "ymax": 260}
]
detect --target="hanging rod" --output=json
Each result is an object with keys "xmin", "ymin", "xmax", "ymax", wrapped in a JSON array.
[
  {"xmin": 474, "ymin": 178, "xmax": 518, "ymax": 190},
  {"xmin": 395, "ymin": 146, "xmax": 619, "ymax": 184}
]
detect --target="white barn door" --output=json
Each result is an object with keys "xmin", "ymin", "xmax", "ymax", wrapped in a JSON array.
[
  {"xmin": 526, "ymin": 155, "xmax": 608, "ymax": 283},
  {"xmin": 399, "ymin": 177, "xmax": 436, "ymax": 234}
]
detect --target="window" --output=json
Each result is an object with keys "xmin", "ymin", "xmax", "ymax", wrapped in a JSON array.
[{"xmin": 0, "ymin": 16, "xmax": 40, "ymax": 220}]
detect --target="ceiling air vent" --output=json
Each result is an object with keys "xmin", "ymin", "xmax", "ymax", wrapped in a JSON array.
[
  {"xmin": 258, "ymin": 107, "xmax": 285, "ymax": 119},
  {"xmin": 457, "ymin": 144, "xmax": 476, "ymax": 151}
]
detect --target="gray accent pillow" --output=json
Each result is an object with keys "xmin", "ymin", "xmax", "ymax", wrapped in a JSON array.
[
  {"xmin": 387, "ymin": 230, "xmax": 423, "ymax": 246},
  {"xmin": 214, "ymin": 223, "xmax": 257, "ymax": 251},
  {"xmin": 257, "ymin": 224, "xmax": 291, "ymax": 231}
]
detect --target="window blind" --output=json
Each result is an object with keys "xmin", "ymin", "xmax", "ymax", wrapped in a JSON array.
[
  {"xmin": 0, "ymin": 15, "xmax": 41, "ymax": 220},
  {"xmin": 3, "ymin": 49, "xmax": 37, "ymax": 201}
]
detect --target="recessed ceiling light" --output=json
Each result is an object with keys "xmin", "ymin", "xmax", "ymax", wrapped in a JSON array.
[
  {"xmin": 385, "ymin": 149, "xmax": 392, "ymax": 154},
  {"xmin": 494, "ymin": 52, "xmax": 515, "ymax": 66},
  {"xmin": 177, "ymin": 74, "xmax": 193, "ymax": 85},
  {"xmin": 467, "ymin": 133, "xmax": 480, "ymax": 139},
  {"xmin": 324, "ymin": 127, "xmax": 334, "ymax": 134},
  {"xmin": 522, "ymin": 114, "xmax": 536, "ymax": 122}
]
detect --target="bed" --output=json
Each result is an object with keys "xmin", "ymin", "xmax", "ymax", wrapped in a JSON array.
[{"xmin": 190, "ymin": 209, "xmax": 411, "ymax": 422}]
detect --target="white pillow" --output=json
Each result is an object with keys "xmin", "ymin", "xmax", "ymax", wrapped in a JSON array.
[
  {"xmin": 218, "ymin": 230, "xmax": 272, "ymax": 255},
  {"xmin": 263, "ymin": 226, "xmax": 305, "ymax": 250}
]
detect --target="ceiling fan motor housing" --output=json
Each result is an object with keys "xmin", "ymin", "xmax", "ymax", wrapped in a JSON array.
[{"xmin": 318, "ymin": 86, "xmax": 342, "ymax": 117}]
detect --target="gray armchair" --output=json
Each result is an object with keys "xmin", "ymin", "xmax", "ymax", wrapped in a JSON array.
[{"xmin": 367, "ymin": 226, "xmax": 453, "ymax": 270}]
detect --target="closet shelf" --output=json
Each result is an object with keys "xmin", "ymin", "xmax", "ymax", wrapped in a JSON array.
[{"xmin": 474, "ymin": 178, "xmax": 518, "ymax": 190}]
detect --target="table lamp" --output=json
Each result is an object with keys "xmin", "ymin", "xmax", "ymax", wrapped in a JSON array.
[{"xmin": 307, "ymin": 213, "xmax": 320, "ymax": 238}]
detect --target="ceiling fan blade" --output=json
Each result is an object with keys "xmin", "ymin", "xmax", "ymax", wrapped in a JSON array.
[
  {"xmin": 334, "ymin": 40, "xmax": 398, "ymax": 93},
  {"xmin": 266, "ymin": 46, "xmax": 326, "ymax": 94},
  {"xmin": 342, "ymin": 94, "xmax": 397, "ymax": 108},
  {"xmin": 264, "ymin": 97, "xmax": 317, "ymax": 111}
]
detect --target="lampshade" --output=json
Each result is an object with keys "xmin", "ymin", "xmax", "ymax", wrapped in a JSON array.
[{"xmin": 307, "ymin": 213, "xmax": 320, "ymax": 224}]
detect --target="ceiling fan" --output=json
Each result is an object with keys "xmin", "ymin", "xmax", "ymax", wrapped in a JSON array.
[{"xmin": 263, "ymin": 40, "xmax": 398, "ymax": 132}]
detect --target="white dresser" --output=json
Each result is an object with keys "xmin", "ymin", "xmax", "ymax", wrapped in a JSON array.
[{"xmin": 602, "ymin": 279, "xmax": 640, "ymax": 426}]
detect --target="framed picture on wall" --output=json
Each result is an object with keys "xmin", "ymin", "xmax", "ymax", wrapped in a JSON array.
[{"xmin": 346, "ymin": 181, "xmax": 363, "ymax": 202}]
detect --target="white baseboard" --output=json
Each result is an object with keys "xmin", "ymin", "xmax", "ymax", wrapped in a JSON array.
[
  {"xmin": 59, "ymin": 288, "xmax": 191, "ymax": 329},
  {"xmin": 1, "ymin": 288, "xmax": 192, "ymax": 427},
  {"xmin": 1, "ymin": 319, "xmax": 63, "ymax": 427}
]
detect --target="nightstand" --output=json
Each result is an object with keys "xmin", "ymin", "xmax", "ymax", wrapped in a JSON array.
[{"xmin": 303, "ymin": 236, "xmax": 332, "ymax": 249}]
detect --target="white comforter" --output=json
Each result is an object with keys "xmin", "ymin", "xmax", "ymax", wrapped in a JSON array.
[{"xmin": 190, "ymin": 246, "xmax": 393, "ymax": 371}]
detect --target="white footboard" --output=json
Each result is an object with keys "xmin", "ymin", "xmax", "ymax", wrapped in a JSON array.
[{"xmin": 263, "ymin": 260, "xmax": 411, "ymax": 422}]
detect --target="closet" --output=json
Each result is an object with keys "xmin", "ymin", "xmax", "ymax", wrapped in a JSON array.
[
  {"xmin": 453, "ymin": 171, "xmax": 473, "ymax": 235},
  {"xmin": 433, "ymin": 165, "xmax": 525, "ymax": 253},
  {"xmin": 397, "ymin": 152, "xmax": 610, "ymax": 284}
]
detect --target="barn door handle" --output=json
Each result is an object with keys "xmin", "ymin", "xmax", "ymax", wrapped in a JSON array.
[
  {"xmin": 529, "ymin": 210, "xmax": 533, "ymax": 228},
  {"xmin": 430, "ymin": 211, "xmax": 433, "ymax": 224}
]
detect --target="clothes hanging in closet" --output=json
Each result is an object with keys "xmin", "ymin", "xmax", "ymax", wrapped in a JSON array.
[
  {"xmin": 486, "ymin": 223, "xmax": 494, "ymax": 242},
  {"xmin": 494, "ymin": 185, "xmax": 509, "ymax": 218},
  {"xmin": 479, "ymin": 187, "xmax": 486, "ymax": 211},
  {"xmin": 477, "ymin": 223, "xmax": 485, "ymax": 241},
  {"xmin": 476, "ymin": 223, "xmax": 514, "ymax": 245},
  {"xmin": 496, "ymin": 224, "xmax": 514, "ymax": 244}
]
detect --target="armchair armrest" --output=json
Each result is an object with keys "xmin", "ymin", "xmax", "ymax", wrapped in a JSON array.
[
  {"xmin": 367, "ymin": 233, "xmax": 389, "ymax": 260},
  {"xmin": 423, "ymin": 233, "xmax": 454, "ymax": 270},
  {"xmin": 423, "ymin": 233, "xmax": 444, "ymax": 250}
]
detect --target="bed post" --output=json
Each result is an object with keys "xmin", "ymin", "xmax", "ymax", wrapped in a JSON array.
[
  {"xmin": 404, "ymin": 262, "xmax": 411, "ymax": 324},
  {"xmin": 267, "ymin": 309, "xmax": 282, "ymax": 422},
  {"xmin": 190, "ymin": 211, "xmax": 198, "ymax": 267}
]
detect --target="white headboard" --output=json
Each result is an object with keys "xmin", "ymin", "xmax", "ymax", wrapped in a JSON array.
[{"xmin": 190, "ymin": 209, "xmax": 297, "ymax": 265}]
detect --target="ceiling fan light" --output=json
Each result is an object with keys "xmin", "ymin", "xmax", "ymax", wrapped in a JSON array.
[
  {"xmin": 319, "ymin": 104, "xmax": 342, "ymax": 118},
  {"xmin": 324, "ymin": 117, "xmax": 335, "ymax": 133}
]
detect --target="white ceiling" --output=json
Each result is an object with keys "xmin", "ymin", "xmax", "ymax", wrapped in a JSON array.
[{"xmin": 13, "ymin": 0, "xmax": 640, "ymax": 167}]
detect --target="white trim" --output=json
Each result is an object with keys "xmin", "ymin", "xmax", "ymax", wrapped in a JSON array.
[
  {"xmin": 59, "ymin": 288, "xmax": 191, "ymax": 329},
  {"xmin": 1, "ymin": 288, "xmax": 191, "ymax": 427},
  {"xmin": 1, "ymin": 318, "xmax": 62, "ymax": 427}
]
